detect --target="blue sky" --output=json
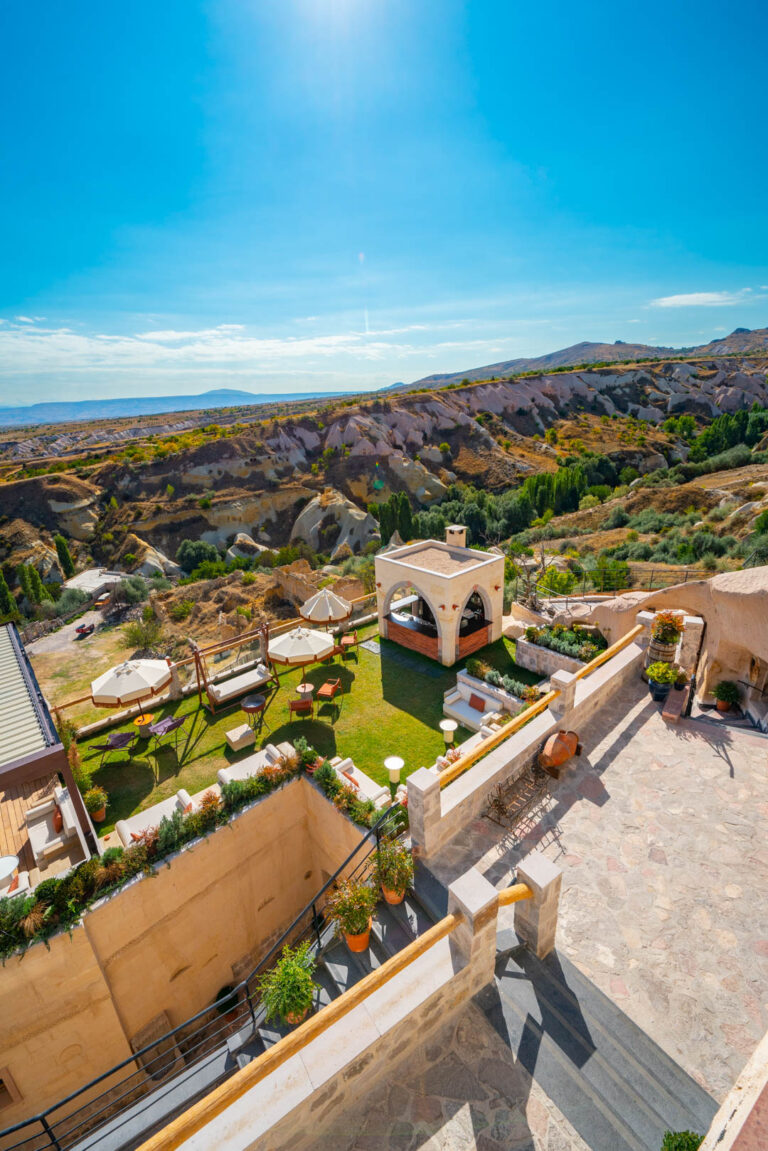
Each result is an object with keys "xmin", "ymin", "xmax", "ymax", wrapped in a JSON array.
[{"xmin": 1, "ymin": 0, "xmax": 766, "ymax": 403}]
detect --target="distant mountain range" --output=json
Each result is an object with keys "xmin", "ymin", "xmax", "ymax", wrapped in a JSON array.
[
  {"xmin": 0, "ymin": 388, "xmax": 340, "ymax": 429},
  {"xmin": 403, "ymin": 326, "xmax": 768, "ymax": 390}
]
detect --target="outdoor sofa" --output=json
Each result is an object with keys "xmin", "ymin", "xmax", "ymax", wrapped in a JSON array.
[
  {"xmin": 204, "ymin": 662, "xmax": 274, "ymax": 710},
  {"xmin": 25, "ymin": 785, "xmax": 81, "ymax": 867},
  {"xmin": 328, "ymin": 756, "xmax": 390, "ymax": 809},
  {"xmin": 115, "ymin": 789, "xmax": 195, "ymax": 848},
  {"xmin": 217, "ymin": 741, "xmax": 295, "ymax": 787},
  {"xmin": 443, "ymin": 683, "xmax": 503, "ymax": 733}
]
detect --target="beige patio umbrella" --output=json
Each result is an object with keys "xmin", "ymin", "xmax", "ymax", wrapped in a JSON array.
[
  {"xmin": 299, "ymin": 587, "xmax": 352, "ymax": 626},
  {"xmin": 91, "ymin": 659, "xmax": 173, "ymax": 719},
  {"xmin": 267, "ymin": 626, "xmax": 335, "ymax": 666}
]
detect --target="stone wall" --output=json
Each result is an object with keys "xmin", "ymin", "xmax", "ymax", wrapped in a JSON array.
[
  {"xmin": 0, "ymin": 778, "xmax": 363, "ymax": 1134},
  {"xmin": 513, "ymin": 636, "xmax": 584, "ymax": 677}
]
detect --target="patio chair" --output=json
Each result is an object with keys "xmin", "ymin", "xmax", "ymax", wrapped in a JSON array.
[
  {"xmin": 288, "ymin": 698, "xmax": 314, "ymax": 720},
  {"xmin": 340, "ymin": 630, "xmax": 358, "ymax": 659},
  {"xmin": 91, "ymin": 731, "xmax": 138, "ymax": 768},
  {"xmin": 148, "ymin": 714, "xmax": 188, "ymax": 755},
  {"xmin": 316, "ymin": 678, "xmax": 342, "ymax": 701}
]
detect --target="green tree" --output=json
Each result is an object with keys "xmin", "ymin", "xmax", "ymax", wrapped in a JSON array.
[
  {"xmin": 16, "ymin": 564, "xmax": 32, "ymax": 601},
  {"xmin": 28, "ymin": 567, "xmax": 51, "ymax": 603},
  {"xmin": 53, "ymin": 534, "xmax": 75, "ymax": 578},
  {"xmin": 176, "ymin": 539, "xmax": 219, "ymax": 573},
  {"xmin": 0, "ymin": 570, "xmax": 14, "ymax": 616},
  {"xmin": 397, "ymin": 492, "xmax": 414, "ymax": 541}
]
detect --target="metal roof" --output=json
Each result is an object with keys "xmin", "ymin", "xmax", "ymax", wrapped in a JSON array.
[{"xmin": 0, "ymin": 624, "xmax": 55, "ymax": 770}]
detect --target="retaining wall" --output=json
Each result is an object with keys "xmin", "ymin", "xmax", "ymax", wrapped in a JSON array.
[{"xmin": 513, "ymin": 636, "xmax": 584, "ymax": 677}]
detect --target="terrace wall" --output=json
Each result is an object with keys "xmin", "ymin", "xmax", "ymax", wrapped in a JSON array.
[
  {"xmin": 0, "ymin": 778, "xmax": 363, "ymax": 1134},
  {"xmin": 410, "ymin": 640, "xmax": 645, "ymax": 858},
  {"xmin": 513, "ymin": 636, "xmax": 584, "ymax": 677}
]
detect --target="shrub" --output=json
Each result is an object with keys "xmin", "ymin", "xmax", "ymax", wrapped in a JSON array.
[
  {"xmin": 651, "ymin": 611, "xmax": 685, "ymax": 644},
  {"xmin": 176, "ymin": 539, "xmax": 219, "ymax": 573},
  {"xmin": 84, "ymin": 787, "xmax": 108, "ymax": 815},
  {"xmin": 327, "ymin": 879, "xmax": 378, "ymax": 936},
  {"xmin": 660, "ymin": 1133, "xmax": 704, "ymax": 1151},
  {"xmin": 375, "ymin": 840, "xmax": 413, "ymax": 895},
  {"xmin": 55, "ymin": 587, "xmax": 88, "ymax": 616},
  {"xmin": 169, "ymin": 600, "xmax": 194, "ymax": 622},
  {"xmin": 712, "ymin": 680, "xmax": 740, "ymax": 705},
  {"xmin": 258, "ymin": 941, "xmax": 318, "ymax": 1024},
  {"xmin": 123, "ymin": 616, "xmax": 164, "ymax": 650},
  {"xmin": 114, "ymin": 576, "xmax": 148, "ymax": 605},
  {"xmin": 646, "ymin": 662, "xmax": 679, "ymax": 685}
]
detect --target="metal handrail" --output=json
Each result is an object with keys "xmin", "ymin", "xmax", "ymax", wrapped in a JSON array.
[{"xmin": 0, "ymin": 800, "xmax": 402, "ymax": 1151}]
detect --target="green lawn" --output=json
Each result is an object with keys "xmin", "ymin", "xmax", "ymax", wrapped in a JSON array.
[{"xmin": 79, "ymin": 630, "xmax": 538, "ymax": 834}]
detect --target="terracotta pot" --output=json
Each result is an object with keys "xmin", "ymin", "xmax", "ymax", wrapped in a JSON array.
[
  {"xmin": 716, "ymin": 699, "xmax": 731, "ymax": 712},
  {"xmin": 344, "ymin": 919, "xmax": 372, "ymax": 952},
  {"xmin": 285, "ymin": 1006, "xmax": 310, "ymax": 1025},
  {"xmin": 382, "ymin": 885, "xmax": 405, "ymax": 905},
  {"xmin": 91, "ymin": 806, "xmax": 106, "ymax": 823}
]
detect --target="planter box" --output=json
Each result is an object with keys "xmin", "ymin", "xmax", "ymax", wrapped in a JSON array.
[
  {"xmin": 455, "ymin": 670, "xmax": 524, "ymax": 712},
  {"xmin": 513, "ymin": 637, "xmax": 583, "ymax": 677}
]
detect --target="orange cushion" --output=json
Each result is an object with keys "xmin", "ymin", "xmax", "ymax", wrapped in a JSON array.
[
  {"xmin": 468, "ymin": 693, "xmax": 487, "ymax": 712},
  {"xmin": 130, "ymin": 831, "xmax": 144, "ymax": 842},
  {"xmin": 52, "ymin": 804, "xmax": 64, "ymax": 834},
  {"xmin": 341, "ymin": 770, "xmax": 358, "ymax": 790},
  {"xmin": 7, "ymin": 873, "xmax": 18, "ymax": 893}
]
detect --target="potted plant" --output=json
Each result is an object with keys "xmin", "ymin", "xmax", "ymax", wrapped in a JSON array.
[
  {"xmin": 648, "ymin": 611, "xmax": 685, "ymax": 664},
  {"xmin": 712, "ymin": 680, "xmax": 740, "ymax": 713},
  {"xmin": 327, "ymin": 879, "xmax": 378, "ymax": 952},
  {"xmin": 258, "ymin": 941, "xmax": 318, "ymax": 1025},
  {"xmin": 214, "ymin": 984, "xmax": 239, "ymax": 1022},
  {"xmin": 84, "ymin": 786, "xmax": 108, "ymax": 823},
  {"xmin": 375, "ymin": 840, "xmax": 414, "ymax": 905},
  {"xmin": 646, "ymin": 661, "xmax": 679, "ymax": 702}
]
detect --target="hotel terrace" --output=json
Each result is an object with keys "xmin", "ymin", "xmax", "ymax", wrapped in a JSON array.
[{"xmin": 1, "ymin": 541, "xmax": 768, "ymax": 1151}]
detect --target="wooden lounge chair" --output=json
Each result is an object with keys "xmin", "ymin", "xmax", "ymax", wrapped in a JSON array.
[
  {"xmin": 288, "ymin": 698, "xmax": 314, "ymax": 720},
  {"xmin": 316, "ymin": 678, "xmax": 341, "ymax": 701}
]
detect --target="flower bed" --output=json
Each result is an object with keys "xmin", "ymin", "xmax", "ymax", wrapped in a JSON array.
[
  {"xmin": 464, "ymin": 659, "xmax": 542, "ymax": 702},
  {"xmin": 524, "ymin": 625, "xmax": 608, "ymax": 662}
]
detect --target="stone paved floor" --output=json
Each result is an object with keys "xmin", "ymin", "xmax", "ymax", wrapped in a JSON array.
[
  {"xmin": 429, "ymin": 679, "xmax": 768, "ymax": 1101},
  {"xmin": 303, "ymin": 1003, "xmax": 589, "ymax": 1151}
]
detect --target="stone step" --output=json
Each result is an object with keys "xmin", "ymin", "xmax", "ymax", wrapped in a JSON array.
[{"xmin": 478, "ymin": 946, "xmax": 717, "ymax": 1151}]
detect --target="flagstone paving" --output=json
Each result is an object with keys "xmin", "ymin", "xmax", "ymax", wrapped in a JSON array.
[
  {"xmin": 304, "ymin": 1003, "xmax": 590, "ymax": 1151},
  {"xmin": 428, "ymin": 679, "xmax": 768, "ymax": 1102}
]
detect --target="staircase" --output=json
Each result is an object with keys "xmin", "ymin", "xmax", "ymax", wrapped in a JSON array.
[
  {"xmin": 477, "ymin": 937, "xmax": 718, "ymax": 1151},
  {"xmin": 71, "ymin": 862, "xmax": 445, "ymax": 1151}
]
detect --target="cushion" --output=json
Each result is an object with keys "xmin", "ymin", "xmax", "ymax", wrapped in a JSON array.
[
  {"xmin": 52, "ymin": 805, "xmax": 64, "ymax": 834},
  {"xmin": 468, "ymin": 693, "xmax": 488, "ymax": 713},
  {"xmin": 7, "ymin": 873, "xmax": 18, "ymax": 893},
  {"xmin": 131, "ymin": 831, "xmax": 144, "ymax": 842},
  {"xmin": 341, "ymin": 769, "xmax": 359, "ymax": 789}
]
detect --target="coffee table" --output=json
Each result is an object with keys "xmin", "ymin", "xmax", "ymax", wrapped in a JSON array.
[
  {"xmin": 296, "ymin": 683, "xmax": 315, "ymax": 700},
  {"xmin": 242, "ymin": 693, "xmax": 268, "ymax": 730},
  {"xmin": 133, "ymin": 713, "xmax": 155, "ymax": 738}
]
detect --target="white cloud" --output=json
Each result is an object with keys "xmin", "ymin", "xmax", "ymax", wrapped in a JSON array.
[
  {"xmin": 14, "ymin": 315, "xmax": 46, "ymax": 323},
  {"xmin": 648, "ymin": 290, "xmax": 751, "ymax": 308}
]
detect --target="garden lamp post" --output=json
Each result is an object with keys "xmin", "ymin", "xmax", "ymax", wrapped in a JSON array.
[{"xmin": 384, "ymin": 755, "xmax": 404, "ymax": 794}]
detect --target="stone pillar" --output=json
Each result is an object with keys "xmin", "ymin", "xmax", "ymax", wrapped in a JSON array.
[
  {"xmin": 166, "ymin": 664, "xmax": 183, "ymax": 701},
  {"xmin": 438, "ymin": 611, "xmax": 457, "ymax": 667},
  {"xmin": 514, "ymin": 852, "xmax": 563, "ymax": 959},
  {"xmin": 636, "ymin": 610, "xmax": 654, "ymax": 651},
  {"xmin": 406, "ymin": 768, "xmax": 442, "ymax": 859},
  {"xmin": 549, "ymin": 669, "xmax": 578, "ymax": 719},
  {"xmin": 678, "ymin": 614, "xmax": 705, "ymax": 675},
  {"xmin": 447, "ymin": 867, "xmax": 499, "ymax": 991}
]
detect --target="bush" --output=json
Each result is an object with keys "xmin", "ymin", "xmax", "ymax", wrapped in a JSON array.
[
  {"xmin": 258, "ymin": 941, "xmax": 318, "ymax": 1025},
  {"xmin": 660, "ymin": 1133, "xmax": 704, "ymax": 1151},
  {"xmin": 176, "ymin": 539, "xmax": 219, "ymax": 573},
  {"xmin": 123, "ymin": 616, "xmax": 164, "ymax": 650},
  {"xmin": 55, "ymin": 587, "xmax": 88, "ymax": 616},
  {"xmin": 169, "ymin": 600, "xmax": 194, "ymax": 622},
  {"xmin": 646, "ymin": 662, "xmax": 679, "ymax": 685},
  {"xmin": 114, "ymin": 576, "xmax": 148, "ymax": 605}
]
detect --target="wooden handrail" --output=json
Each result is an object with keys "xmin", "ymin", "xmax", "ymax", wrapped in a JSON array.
[
  {"xmin": 498, "ymin": 882, "xmax": 533, "ymax": 906},
  {"xmin": 137, "ymin": 910, "xmax": 463, "ymax": 1151},
  {"xmin": 438, "ymin": 622, "xmax": 645, "ymax": 790},
  {"xmin": 571, "ymin": 623, "xmax": 644, "ymax": 682},
  {"xmin": 438, "ymin": 690, "xmax": 560, "ymax": 789}
]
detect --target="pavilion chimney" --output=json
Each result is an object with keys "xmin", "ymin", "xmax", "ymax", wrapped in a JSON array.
[{"xmin": 445, "ymin": 524, "xmax": 467, "ymax": 549}]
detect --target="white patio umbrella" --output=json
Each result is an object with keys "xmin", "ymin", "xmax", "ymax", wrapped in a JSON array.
[
  {"xmin": 91, "ymin": 659, "xmax": 173, "ymax": 716},
  {"xmin": 267, "ymin": 626, "xmax": 335, "ymax": 666},
  {"xmin": 299, "ymin": 587, "xmax": 352, "ymax": 626}
]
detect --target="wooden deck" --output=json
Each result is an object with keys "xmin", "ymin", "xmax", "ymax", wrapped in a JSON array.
[{"xmin": 0, "ymin": 772, "xmax": 82, "ymax": 883}]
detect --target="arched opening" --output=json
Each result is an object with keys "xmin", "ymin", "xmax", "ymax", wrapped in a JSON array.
[
  {"xmin": 381, "ymin": 580, "xmax": 442, "ymax": 660},
  {"xmin": 454, "ymin": 585, "xmax": 493, "ymax": 658}
]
